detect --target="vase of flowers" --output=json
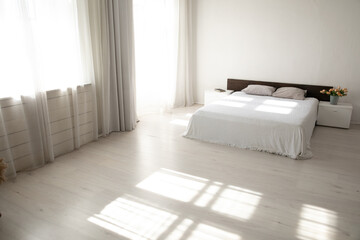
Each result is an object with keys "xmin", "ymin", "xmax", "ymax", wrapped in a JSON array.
[{"xmin": 320, "ymin": 86, "xmax": 348, "ymax": 105}]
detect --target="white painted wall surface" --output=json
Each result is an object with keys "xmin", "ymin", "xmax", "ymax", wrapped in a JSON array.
[{"xmin": 193, "ymin": 0, "xmax": 360, "ymax": 123}]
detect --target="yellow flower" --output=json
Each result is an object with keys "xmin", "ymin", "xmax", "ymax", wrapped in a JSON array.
[
  {"xmin": 326, "ymin": 91, "xmax": 330, "ymax": 95},
  {"xmin": 337, "ymin": 92, "xmax": 342, "ymax": 96}
]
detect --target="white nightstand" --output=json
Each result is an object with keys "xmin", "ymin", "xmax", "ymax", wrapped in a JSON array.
[
  {"xmin": 204, "ymin": 89, "xmax": 233, "ymax": 105},
  {"xmin": 317, "ymin": 101, "xmax": 353, "ymax": 128}
]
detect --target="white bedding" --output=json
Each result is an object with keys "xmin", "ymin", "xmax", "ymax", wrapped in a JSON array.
[{"xmin": 183, "ymin": 92, "xmax": 319, "ymax": 159}]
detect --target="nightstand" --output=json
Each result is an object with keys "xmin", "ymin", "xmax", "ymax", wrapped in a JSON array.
[
  {"xmin": 317, "ymin": 101, "xmax": 353, "ymax": 128},
  {"xmin": 204, "ymin": 89, "xmax": 233, "ymax": 105}
]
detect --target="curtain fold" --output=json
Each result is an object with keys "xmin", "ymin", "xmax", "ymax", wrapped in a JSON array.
[
  {"xmin": 76, "ymin": 0, "xmax": 99, "ymax": 142},
  {"xmin": 0, "ymin": 108, "xmax": 16, "ymax": 179},
  {"xmin": 88, "ymin": 0, "xmax": 137, "ymax": 135},
  {"xmin": 35, "ymin": 93, "xmax": 55, "ymax": 163}
]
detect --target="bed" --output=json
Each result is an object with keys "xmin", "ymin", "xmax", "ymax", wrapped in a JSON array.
[{"xmin": 184, "ymin": 79, "xmax": 332, "ymax": 159}]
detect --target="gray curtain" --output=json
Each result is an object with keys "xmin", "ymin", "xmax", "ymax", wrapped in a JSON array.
[{"xmin": 88, "ymin": 0, "xmax": 137, "ymax": 136}]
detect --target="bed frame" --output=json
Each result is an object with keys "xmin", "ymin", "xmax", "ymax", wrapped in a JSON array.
[{"xmin": 227, "ymin": 79, "xmax": 333, "ymax": 101}]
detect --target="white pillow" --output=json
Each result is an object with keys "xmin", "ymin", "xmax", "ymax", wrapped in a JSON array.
[
  {"xmin": 242, "ymin": 85, "xmax": 276, "ymax": 96},
  {"xmin": 272, "ymin": 87, "xmax": 306, "ymax": 100}
]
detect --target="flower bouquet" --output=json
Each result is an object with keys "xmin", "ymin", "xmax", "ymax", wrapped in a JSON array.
[{"xmin": 320, "ymin": 86, "xmax": 348, "ymax": 105}]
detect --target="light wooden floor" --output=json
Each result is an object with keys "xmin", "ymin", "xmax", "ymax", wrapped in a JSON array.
[{"xmin": 1, "ymin": 105, "xmax": 360, "ymax": 240}]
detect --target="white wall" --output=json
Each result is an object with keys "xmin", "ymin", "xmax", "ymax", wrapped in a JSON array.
[{"xmin": 193, "ymin": 0, "xmax": 360, "ymax": 123}]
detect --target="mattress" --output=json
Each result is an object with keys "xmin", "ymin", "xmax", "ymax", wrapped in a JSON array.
[{"xmin": 183, "ymin": 92, "xmax": 319, "ymax": 159}]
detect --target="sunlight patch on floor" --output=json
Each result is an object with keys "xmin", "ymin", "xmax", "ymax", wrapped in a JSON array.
[
  {"xmin": 170, "ymin": 119, "xmax": 189, "ymax": 126},
  {"xmin": 138, "ymin": 169, "xmax": 262, "ymax": 221},
  {"xmin": 188, "ymin": 223, "xmax": 241, "ymax": 240},
  {"xmin": 194, "ymin": 182, "xmax": 223, "ymax": 207},
  {"xmin": 88, "ymin": 195, "xmax": 178, "ymax": 240},
  {"xmin": 161, "ymin": 218, "xmax": 242, "ymax": 240},
  {"xmin": 89, "ymin": 200, "xmax": 242, "ymax": 240},
  {"xmin": 164, "ymin": 219, "xmax": 195, "ymax": 240},
  {"xmin": 136, "ymin": 168, "xmax": 209, "ymax": 202},
  {"xmin": 297, "ymin": 204, "xmax": 337, "ymax": 240},
  {"xmin": 211, "ymin": 185, "xmax": 262, "ymax": 220}
]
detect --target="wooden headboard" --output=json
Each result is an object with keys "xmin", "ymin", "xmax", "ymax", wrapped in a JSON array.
[{"xmin": 227, "ymin": 79, "xmax": 333, "ymax": 101}]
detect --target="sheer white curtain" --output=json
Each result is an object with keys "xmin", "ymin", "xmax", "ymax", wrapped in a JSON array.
[
  {"xmin": 133, "ymin": 0, "xmax": 194, "ymax": 116},
  {"xmin": 133, "ymin": 0, "xmax": 179, "ymax": 115},
  {"xmin": 0, "ymin": 0, "xmax": 97, "ymax": 178},
  {"xmin": 0, "ymin": 0, "xmax": 91, "ymax": 96}
]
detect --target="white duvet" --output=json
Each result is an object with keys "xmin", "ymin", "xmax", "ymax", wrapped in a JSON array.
[{"xmin": 184, "ymin": 92, "xmax": 319, "ymax": 159}]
